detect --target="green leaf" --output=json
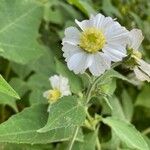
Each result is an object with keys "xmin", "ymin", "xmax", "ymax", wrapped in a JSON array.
[
  {"xmin": 144, "ymin": 136, "xmax": 150, "ymax": 149},
  {"xmin": 99, "ymin": 69, "xmax": 133, "ymax": 85},
  {"xmin": 135, "ymin": 84, "xmax": 150, "ymax": 108},
  {"xmin": 67, "ymin": 0, "xmax": 96, "ymax": 16},
  {"xmin": 99, "ymin": 78, "xmax": 116, "ymax": 96},
  {"xmin": 0, "ymin": 104, "xmax": 81, "ymax": 144},
  {"xmin": 121, "ymin": 90, "xmax": 134, "ymax": 121},
  {"xmin": 9, "ymin": 78, "xmax": 29, "ymax": 98},
  {"xmin": 27, "ymin": 73, "xmax": 50, "ymax": 90},
  {"xmin": 109, "ymin": 96, "xmax": 126, "ymax": 120},
  {"xmin": 55, "ymin": 59, "xmax": 83, "ymax": 94},
  {"xmin": 30, "ymin": 48, "xmax": 55, "ymax": 76},
  {"xmin": 0, "ymin": 78, "xmax": 28, "ymax": 111},
  {"xmin": 102, "ymin": 0, "xmax": 122, "ymax": 18},
  {"xmin": 0, "ymin": 0, "xmax": 43, "ymax": 64},
  {"xmin": 130, "ymin": 12, "xmax": 143, "ymax": 29},
  {"xmin": 0, "ymin": 93, "xmax": 17, "ymax": 112},
  {"xmin": 103, "ymin": 117, "xmax": 149, "ymax": 150},
  {"xmin": 0, "ymin": 143, "xmax": 54, "ymax": 150},
  {"xmin": 38, "ymin": 96, "xmax": 86, "ymax": 132},
  {"xmin": 72, "ymin": 132, "xmax": 97, "ymax": 150},
  {"xmin": 11, "ymin": 63, "xmax": 32, "ymax": 79},
  {"xmin": 29, "ymin": 89, "xmax": 47, "ymax": 105},
  {"xmin": 0, "ymin": 75, "xmax": 20, "ymax": 99}
]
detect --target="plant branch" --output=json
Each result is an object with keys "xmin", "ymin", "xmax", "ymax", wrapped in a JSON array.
[
  {"xmin": 85, "ymin": 62, "xmax": 121, "ymax": 105},
  {"xmin": 142, "ymin": 127, "xmax": 150, "ymax": 135},
  {"xmin": 67, "ymin": 126, "xmax": 79, "ymax": 150}
]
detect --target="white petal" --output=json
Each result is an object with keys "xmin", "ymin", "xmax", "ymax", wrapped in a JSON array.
[
  {"xmin": 62, "ymin": 26, "xmax": 80, "ymax": 45},
  {"xmin": 89, "ymin": 14, "xmax": 123, "ymax": 36},
  {"xmin": 76, "ymin": 13, "xmax": 115, "ymax": 33},
  {"xmin": 59, "ymin": 75, "xmax": 71, "ymax": 96},
  {"xmin": 61, "ymin": 90, "xmax": 71, "ymax": 96},
  {"xmin": 62, "ymin": 43, "xmax": 82, "ymax": 61},
  {"xmin": 137, "ymin": 59, "xmax": 150, "ymax": 76},
  {"xmin": 103, "ymin": 44, "xmax": 127, "ymax": 62},
  {"xmin": 89, "ymin": 52, "xmax": 111, "ymax": 76},
  {"xmin": 67, "ymin": 52, "xmax": 92, "ymax": 74},
  {"xmin": 134, "ymin": 67, "xmax": 150, "ymax": 82},
  {"xmin": 49, "ymin": 75, "xmax": 71, "ymax": 95},
  {"xmin": 49, "ymin": 75, "xmax": 60, "ymax": 89},
  {"xmin": 128, "ymin": 29, "xmax": 144, "ymax": 50},
  {"xmin": 43, "ymin": 90, "xmax": 50, "ymax": 99},
  {"xmin": 96, "ymin": 16, "xmax": 115, "ymax": 33},
  {"xmin": 105, "ymin": 22, "xmax": 129, "ymax": 46},
  {"xmin": 75, "ymin": 19, "xmax": 94, "ymax": 31},
  {"xmin": 90, "ymin": 13, "xmax": 105, "ymax": 29}
]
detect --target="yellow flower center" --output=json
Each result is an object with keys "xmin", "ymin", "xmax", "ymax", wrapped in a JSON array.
[
  {"xmin": 48, "ymin": 89, "xmax": 61, "ymax": 103},
  {"xmin": 79, "ymin": 27, "xmax": 106, "ymax": 53},
  {"xmin": 132, "ymin": 50, "xmax": 142, "ymax": 59}
]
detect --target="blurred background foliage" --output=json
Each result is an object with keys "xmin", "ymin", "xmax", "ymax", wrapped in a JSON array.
[{"xmin": 0, "ymin": 0, "xmax": 149, "ymax": 149}]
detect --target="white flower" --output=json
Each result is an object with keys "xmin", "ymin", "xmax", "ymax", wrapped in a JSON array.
[
  {"xmin": 43, "ymin": 75, "xmax": 71, "ymax": 104},
  {"xmin": 127, "ymin": 29, "xmax": 150, "ymax": 82},
  {"xmin": 62, "ymin": 13, "xmax": 129, "ymax": 76}
]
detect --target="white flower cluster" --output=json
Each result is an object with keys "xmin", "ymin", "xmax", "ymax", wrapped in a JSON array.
[
  {"xmin": 62, "ymin": 13, "xmax": 150, "ymax": 81},
  {"xmin": 43, "ymin": 13, "xmax": 150, "ymax": 105}
]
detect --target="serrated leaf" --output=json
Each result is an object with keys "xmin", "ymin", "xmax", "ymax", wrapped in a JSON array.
[
  {"xmin": 38, "ymin": 96, "xmax": 86, "ymax": 132},
  {"xmin": 0, "ymin": 75, "xmax": 20, "ymax": 99},
  {"xmin": 0, "ymin": 0, "xmax": 43, "ymax": 64},
  {"xmin": 103, "ymin": 117, "xmax": 149, "ymax": 150},
  {"xmin": 0, "ymin": 104, "xmax": 81, "ymax": 144}
]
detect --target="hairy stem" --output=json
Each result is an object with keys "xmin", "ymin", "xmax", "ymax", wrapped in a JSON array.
[
  {"xmin": 142, "ymin": 127, "xmax": 150, "ymax": 135},
  {"xmin": 67, "ymin": 126, "xmax": 79, "ymax": 150},
  {"xmin": 85, "ymin": 74, "xmax": 104, "ymax": 104},
  {"xmin": 96, "ymin": 137, "xmax": 101, "ymax": 150},
  {"xmin": 85, "ymin": 62, "xmax": 121, "ymax": 105}
]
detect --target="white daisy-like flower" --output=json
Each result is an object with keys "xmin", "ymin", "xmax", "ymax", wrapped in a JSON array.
[
  {"xmin": 62, "ymin": 13, "xmax": 129, "ymax": 76},
  {"xmin": 43, "ymin": 75, "xmax": 71, "ymax": 104},
  {"xmin": 128, "ymin": 29, "xmax": 150, "ymax": 82}
]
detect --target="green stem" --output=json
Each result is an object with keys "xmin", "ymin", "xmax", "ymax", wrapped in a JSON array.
[
  {"xmin": 85, "ymin": 62, "xmax": 121, "ymax": 105},
  {"xmin": 85, "ymin": 74, "xmax": 103, "ymax": 104},
  {"xmin": 67, "ymin": 126, "xmax": 79, "ymax": 150},
  {"xmin": 96, "ymin": 137, "xmax": 101, "ymax": 150},
  {"xmin": 142, "ymin": 127, "xmax": 150, "ymax": 135},
  {"xmin": 96, "ymin": 124, "xmax": 101, "ymax": 150}
]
